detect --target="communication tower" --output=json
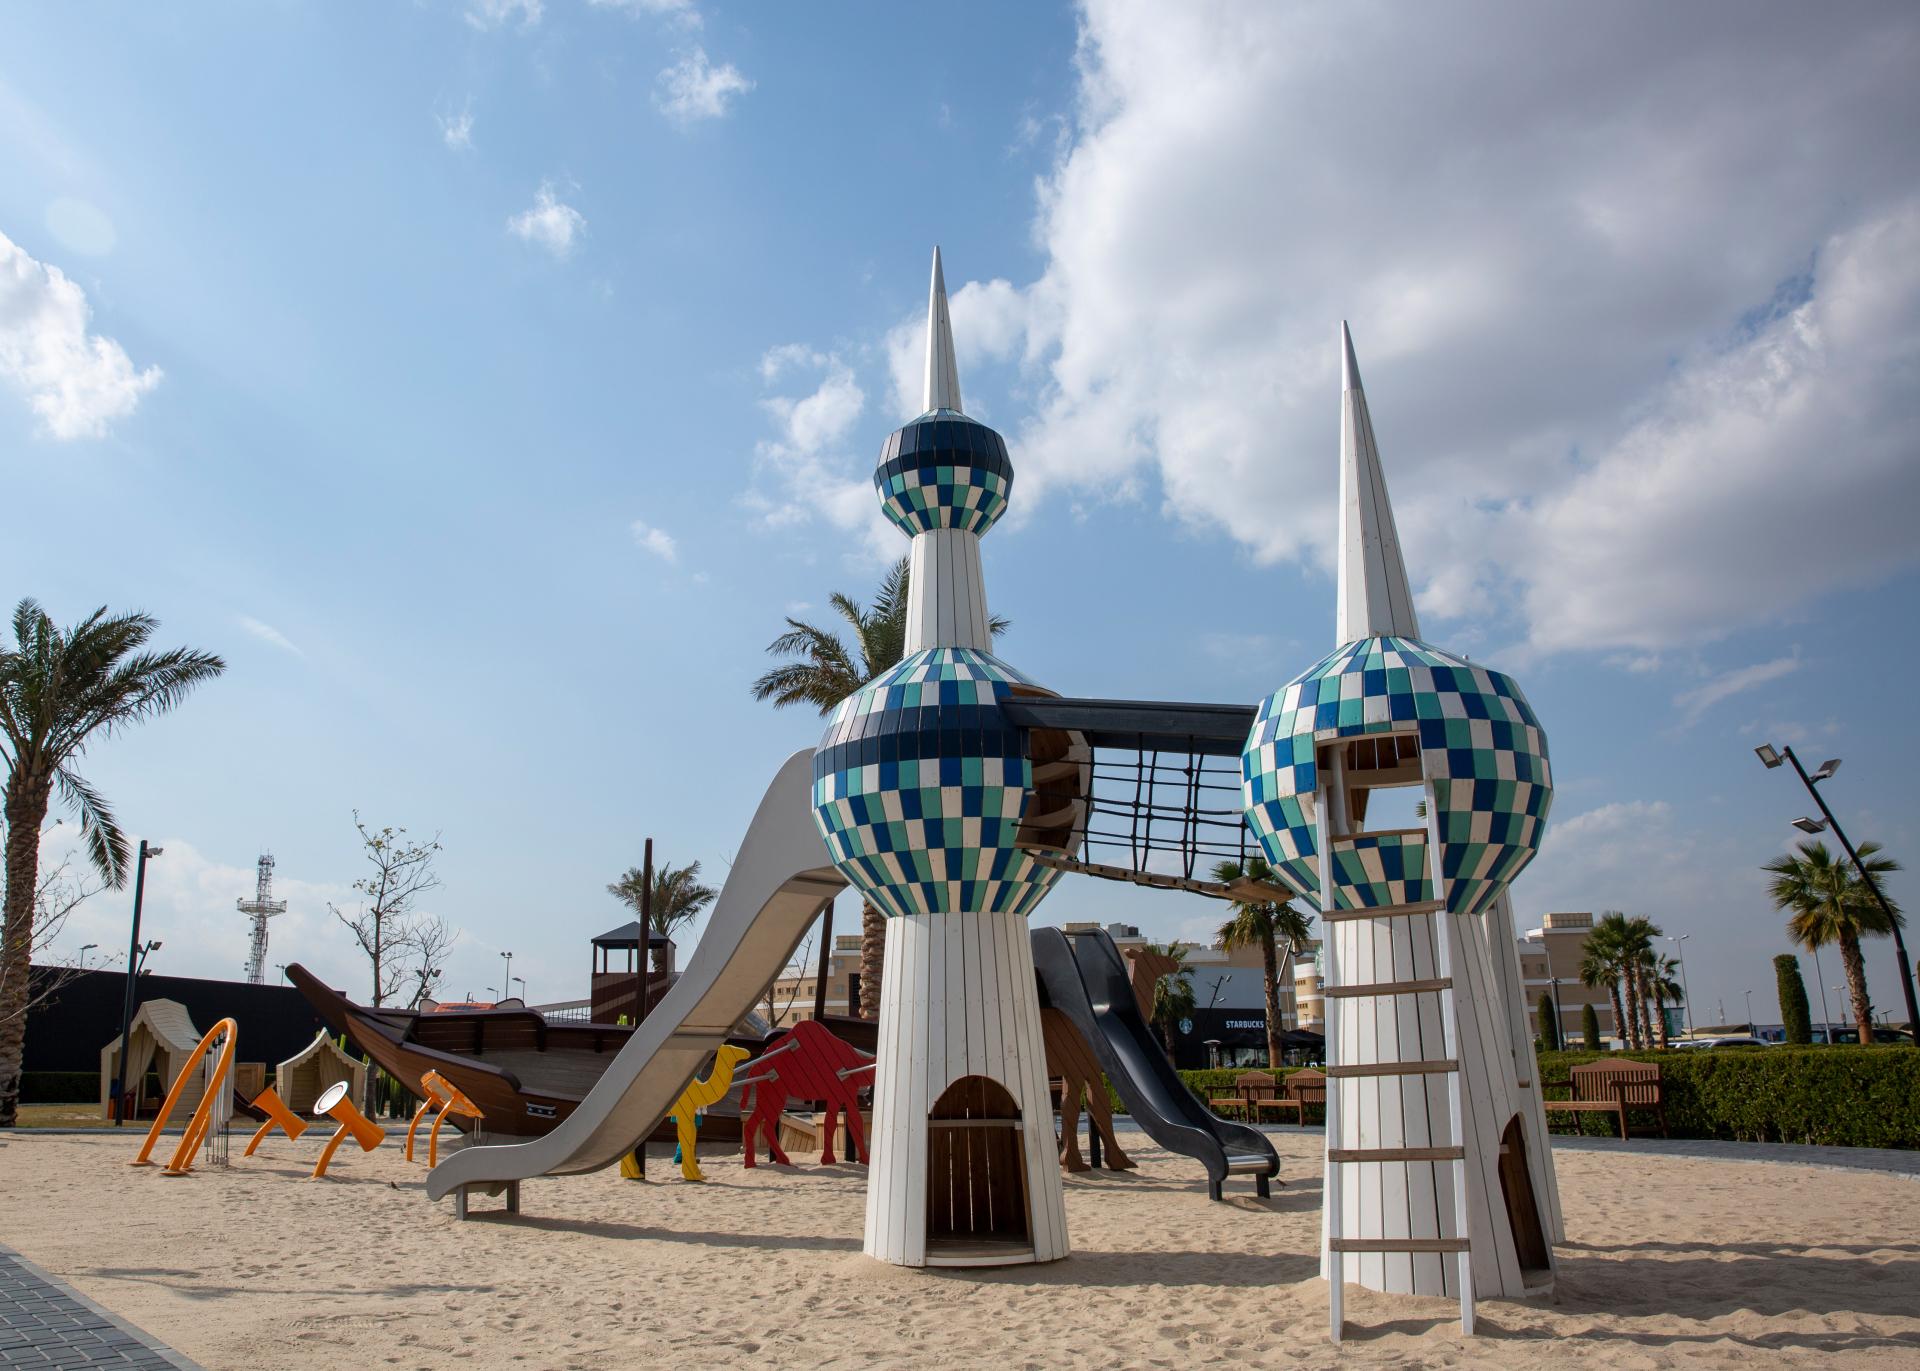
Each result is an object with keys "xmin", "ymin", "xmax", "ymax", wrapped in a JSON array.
[{"xmin": 238, "ymin": 853, "xmax": 288, "ymax": 985}]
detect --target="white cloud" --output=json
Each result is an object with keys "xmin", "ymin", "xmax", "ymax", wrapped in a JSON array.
[
  {"xmin": 654, "ymin": 48, "xmax": 753, "ymax": 125},
  {"xmin": 951, "ymin": 2, "xmax": 1920, "ymax": 656},
  {"xmin": 466, "ymin": 0, "xmax": 542, "ymax": 31},
  {"xmin": 590, "ymin": 0, "xmax": 700, "ymax": 23},
  {"xmin": 0, "ymin": 229, "xmax": 160, "ymax": 439},
  {"xmin": 1673, "ymin": 654, "xmax": 1800, "ymax": 726},
  {"xmin": 438, "ymin": 107, "xmax": 474, "ymax": 151},
  {"xmin": 748, "ymin": 349, "xmax": 895, "ymax": 558},
  {"xmin": 237, "ymin": 615, "xmax": 303, "ymax": 658},
  {"xmin": 630, "ymin": 519, "xmax": 678, "ymax": 562},
  {"xmin": 507, "ymin": 182, "xmax": 585, "ymax": 259}
]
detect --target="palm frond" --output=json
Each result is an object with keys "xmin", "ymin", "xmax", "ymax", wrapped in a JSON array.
[{"xmin": 55, "ymin": 766, "xmax": 132, "ymax": 889}]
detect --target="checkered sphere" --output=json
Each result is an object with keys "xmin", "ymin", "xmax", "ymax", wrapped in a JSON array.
[
  {"xmin": 1240, "ymin": 635, "xmax": 1553, "ymax": 916},
  {"xmin": 874, "ymin": 410, "xmax": 1013, "ymax": 537},
  {"xmin": 812, "ymin": 648, "xmax": 1061, "ymax": 920}
]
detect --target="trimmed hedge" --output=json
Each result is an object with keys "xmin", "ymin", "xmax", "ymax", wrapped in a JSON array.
[
  {"xmin": 1098, "ymin": 1052, "xmax": 1920, "ymax": 1150},
  {"xmin": 1536, "ymin": 1047, "xmax": 1920, "ymax": 1148},
  {"xmin": 20, "ymin": 1071, "xmax": 99, "ymax": 1103}
]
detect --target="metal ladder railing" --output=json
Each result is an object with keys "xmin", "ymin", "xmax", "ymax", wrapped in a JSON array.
[{"xmin": 1318, "ymin": 762, "xmax": 1474, "ymax": 1345}]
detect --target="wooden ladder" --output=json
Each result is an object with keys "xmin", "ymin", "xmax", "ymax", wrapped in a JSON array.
[{"xmin": 1317, "ymin": 767, "xmax": 1474, "ymax": 1345}]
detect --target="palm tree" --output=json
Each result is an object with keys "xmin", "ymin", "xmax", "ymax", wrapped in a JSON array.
[
  {"xmin": 1643, "ymin": 953, "xmax": 1684, "ymax": 1049},
  {"xmin": 607, "ymin": 858, "xmax": 717, "ymax": 979},
  {"xmin": 1765, "ymin": 839, "xmax": 1903, "ymax": 1046},
  {"xmin": 1211, "ymin": 855, "xmax": 1313, "ymax": 1067},
  {"xmin": 0, "ymin": 601, "xmax": 225, "ymax": 1127},
  {"xmin": 1580, "ymin": 920, "xmax": 1630, "ymax": 1049},
  {"xmin": 750, "ymin": 557, "xmax": 1008, "ymax": 1020},
  {"xmin": 1618, "ymin": 914, "xmax": 1662, "ymax": 1049},
  {"xmin": 1146, "ymin": 941, "xmax": 1196, "ymax": 1054}
]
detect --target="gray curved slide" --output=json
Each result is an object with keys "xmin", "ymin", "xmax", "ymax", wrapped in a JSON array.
[
  {"xmin": 427, "ymin": 748, "xmax": 846, "ymax": 1202},
  {"xmin": 1032, "ymin": 925, "xmax": 1279, "ymax": 1201}
]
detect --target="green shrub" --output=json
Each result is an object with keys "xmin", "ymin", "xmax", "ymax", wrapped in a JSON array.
[
  {"xmin": 20, "ymin": 1071, "xmax": 99, "ymax": 1103},
  {"xmin": 1774, "ymin": 954, "xmax": 1813, "ymax": 1045},
  {"xmin": 1581, "ymin": 1003, "xmax": 1601, "ymax": 1050},
  {"xmin": 1537, "ymin": 1046, "xmax": 1920, "ymax": 1148},
  {"xmin": 1537, "ymin": 993, "xmax": 1562, "ymax": 1051}
]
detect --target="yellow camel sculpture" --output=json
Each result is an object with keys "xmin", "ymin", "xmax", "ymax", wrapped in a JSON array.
[{"xmin": 671, "ymin": 1044, "xmax": 749, "ymax": 1182}]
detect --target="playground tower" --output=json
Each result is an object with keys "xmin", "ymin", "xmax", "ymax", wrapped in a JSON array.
[
  {"xmin": 1240, "ymin": 326, "xmax": 1562, "ymax": 1333},
  {"xmin": 812, "ymin": 249, "xmax": 1070, "ymax": 1267},
  {"xmin": 237, "ymin": 853, "xmax": 288, "ymax": 986}
]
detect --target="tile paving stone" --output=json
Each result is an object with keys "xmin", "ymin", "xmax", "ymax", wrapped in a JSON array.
[{"xmin": 0, "ymin": 1246, "xmax": 203, "ymax": 1370}]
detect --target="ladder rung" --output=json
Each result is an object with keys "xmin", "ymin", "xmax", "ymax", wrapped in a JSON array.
[
  {"xmin": 1325, "ymin": 1059, "xmax": 1458, "ymax": 1079},
  {"xmin": 1318, "ymin": 899, "xmax": 1446, "ymax": 923},
  {"xmin": 1329, "ymin": 1237, "xmax": 1470, "ymax": 1254},
  {"xmin": 1323, "ymin": 977, "xmax": 1452, "ymax": 999},
  {"xmin": 1328, "ymin": 1146, "xmax": 1465, "ymax": 1163}
]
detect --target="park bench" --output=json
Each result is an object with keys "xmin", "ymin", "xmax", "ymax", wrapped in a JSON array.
[
  {"xmin": 1242, "ymin": 1067, "xmax": 1325, "ymax": 1125},
  {"xmin": 1542, "ymin": 1060, "xmax": 1667, "ymax": 1140}
]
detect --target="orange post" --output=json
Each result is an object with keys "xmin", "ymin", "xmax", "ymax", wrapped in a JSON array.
[
  {"xmin": 310, "ymin": 1081, "xmax": 387, "ymax": 1179},
  {"xmin": 404, "ymin": 1078, "xmax": 447, "ymax": 1162},
  {"xmin": 410, "ymin": 1059, "xmax": 483, "ymax": 1159},
  {"xmin": 130, "ymin": 1018, "xmax": 236, "ymax": 1174},
  {"xmin": 242, "ymin": 1086, "xmax": 309, "ymax": 1157}
]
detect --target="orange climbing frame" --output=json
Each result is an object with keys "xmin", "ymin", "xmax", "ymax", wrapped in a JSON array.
[
  {"xmin": 130, "ymin": 1017, "xmax": 237, "ymax": 1176},
  {"xmin": 404, "ymin": 1070, "xmax": 483, "ymax": 1166}
]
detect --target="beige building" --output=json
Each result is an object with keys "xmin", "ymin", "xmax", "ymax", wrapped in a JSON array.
[{"xmin": 1516, "ymin": 910, "xmax": 1617, "ymax": 1045}]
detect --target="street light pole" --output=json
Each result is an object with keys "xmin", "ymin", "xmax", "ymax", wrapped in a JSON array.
[
  {"xmin": 1757, "ymin": 744, "xmax": 1918, "ymax": 1040},
  {"xmin": 1668, "ymin": 935, "xmax": 1694, "ymax": 1036},
  {"xmin": 500, "ymin": 950, "xmax": 513, "ymax": 1002},
  {"xmin": 109, "ymin": 841, "xmax": 162, "ymax": 1125},
  {"xmin": 1808, "ymin": 944, "xmax": 1832, "ymax": 1040},
  {"xmin": 1548, "ymin": 975, "xmax": 1566, "ymax": 1048},
  {"xmin": 1744, "ymin": 988, "xmax": 1754, "ymax": 1035}
]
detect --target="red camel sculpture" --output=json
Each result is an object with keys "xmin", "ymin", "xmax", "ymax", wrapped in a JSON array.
[{"xmin": 735, "ymin": 1019, "xmax": 875, "ymax": 1168}]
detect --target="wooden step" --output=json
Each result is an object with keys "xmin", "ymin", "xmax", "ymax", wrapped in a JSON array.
[
  {"xmin": 1328, "ymin": 1146, "xmax": 1466, "ymax": 1163},
  {"xmin": 1318, "ymin": 899, "xmax": 1445, "ymax": 924},
  {"xmin": 1325, "ymin": 1059, "xmax": 1458, "ymax": 1079},
  {"xmin": 1323, "ymin": 977, "xmax": 1452, "ymax": 1000},
  {"xmin": 1329, "ymin": 1237, "xmax": 1469, "ymax": 1254}
]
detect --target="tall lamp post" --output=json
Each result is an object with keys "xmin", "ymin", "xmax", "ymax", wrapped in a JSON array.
[
  {"xmin": 1756, "ymin": 745, "xmax": 1918, "ymax": 1040},
  {"xmin": 79, "ymin": 943, "xmax": 98, "ymax": 969},
  {"xmin": 1667, "ymin": 934, "xmax": 1694, "ymax": 1036},
  {"xmin": 500, "ymin": 951, "xmax": 513, "ymax": 1003},
  {"xmin": 109, "ymin": 841, "xmax": 163, "ymax": 1125},
  {"xmin": 512, "ymin": 975, "xmax": 527, "ymax": 1002},
  {"xmin": 1743, "ymin": 988, "xmax": 1754, "ymax": 1035},
  {"xmin": 1548, "ymin": 975, "xmax": 1566, "ymax": 1048}
]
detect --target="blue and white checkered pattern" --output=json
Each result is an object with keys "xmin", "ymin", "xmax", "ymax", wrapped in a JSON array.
[
  {"xmin": 874, "ymin": 410, "xmax": 1012, "ymax": 537},
  {"xmin": 1241, "ymin": 635, "xmax": 1552, "ymax": 915},
  {"xmin": 812, "ymin": 648, "xmax": 1060, "ymax": 920}
]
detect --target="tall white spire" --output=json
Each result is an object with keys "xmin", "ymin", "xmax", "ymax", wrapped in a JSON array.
[
  {"xmin": 923, "ymin": 246, "xmax": 963, "ymax": 414},
  {"xmin": 1335, "ymin": 321, "xmax": 1421, "ymax": 645}
]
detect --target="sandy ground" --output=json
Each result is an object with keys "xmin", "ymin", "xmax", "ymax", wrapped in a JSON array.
[{"xmin": 0, "ymin": 1128, "xmax": 1914, "ymax": 1370}]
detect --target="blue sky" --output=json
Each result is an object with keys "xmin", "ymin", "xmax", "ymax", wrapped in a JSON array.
[{"xmin": 3, "ymin": 1, "xmax": 1916, "ymax": 1028}]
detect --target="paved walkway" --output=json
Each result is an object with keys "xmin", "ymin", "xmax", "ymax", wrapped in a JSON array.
[{"xmin": 0, "ymin": 1244, "xmax": 203, "ymax": 1370}]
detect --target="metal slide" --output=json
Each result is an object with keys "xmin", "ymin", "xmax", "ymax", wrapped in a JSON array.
[
  {"xmin": 1031, "ymin": 926, "xmax": 1280, "ymax": 1201},
  {"xmin": 426, "ymin": 749, "xmax": 846, "ymax": 1204}
]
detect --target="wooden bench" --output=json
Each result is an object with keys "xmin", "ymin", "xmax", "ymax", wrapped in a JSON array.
[
  {"xmin": 1208, "ymin": 1070, "xmax": 1264, "ymax": 1120},
  {"xmin": 1543, "ymin": 1060, "xmax": 1667, "ymax": 1140},
  {"xmin": 1242, "ymin": 1067, "xmax": 1325, "ymax": 1125}
]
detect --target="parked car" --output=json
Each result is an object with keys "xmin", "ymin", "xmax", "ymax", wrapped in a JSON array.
[{"xmin": 1675, "ymin": 1035, "xmax": 1770, "ymax": 1049}]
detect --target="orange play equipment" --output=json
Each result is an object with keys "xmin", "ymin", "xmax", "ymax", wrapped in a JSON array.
[
  {"xmin": 242, "ymin": 1085, "xmax": 310, "ymax": 1156},
  {"xmin": 310, "ymin": 1080, "xmax": 387, "ymax": 1179},
  {"xmin": 405, "ymin": 1070, "xmax": 483, "ymax": 1166},
  {"xmin": 131, "ymin": 1017, "xmax": 237, "ymax": 1176}
]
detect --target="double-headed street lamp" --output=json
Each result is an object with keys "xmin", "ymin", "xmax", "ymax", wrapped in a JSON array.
[
  {"xmin": 1756, "ymin": 744, "xmax": 1917, "ymax": 1040},
  {"xmin": 110, "ymin": 840, "xmax": 163, "ymax": 1125},
  {"xmin": 1667, "ymin": 934, "xmax": 1694, "ymax": 1036}
]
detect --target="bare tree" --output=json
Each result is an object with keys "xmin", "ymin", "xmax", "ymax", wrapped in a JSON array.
[
  {"xmin": 329, "ymin": 813, "xmax": 449, "ymax": 1007},
  {"xmin": 397, "ymin": 915, "xmax": 459, "ymax": 1011},
  {"xmin": 0, "ymin": 855, "xmax": 103, "ymax": 1030}
]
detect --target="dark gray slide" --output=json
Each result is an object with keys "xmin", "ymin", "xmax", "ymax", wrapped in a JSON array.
[{"xmin": 1032, "ymin": 925, "xmax": 1280, "ymax": 1201}]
